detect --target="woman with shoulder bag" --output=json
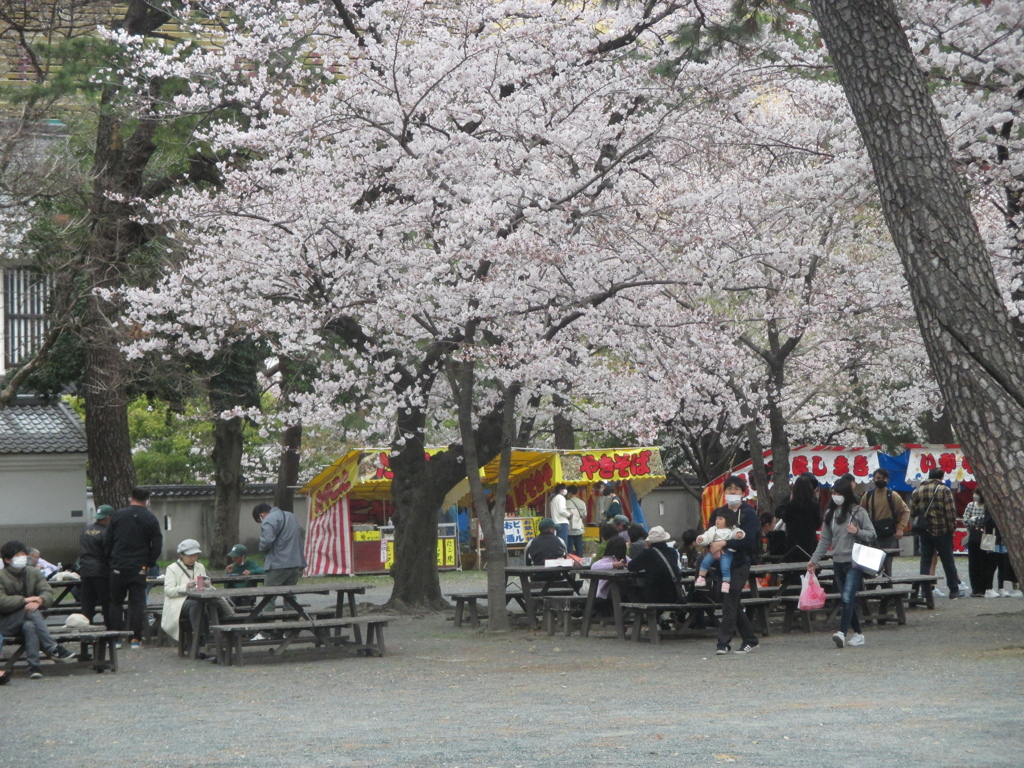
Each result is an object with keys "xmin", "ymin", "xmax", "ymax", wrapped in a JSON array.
[
  {"xmin": 807, "ymin": 477, "xmax": 876, "ymax": 649},
  {"xmin": 962, "ymin": 489, "xmax": 994, "ymax": 597}
]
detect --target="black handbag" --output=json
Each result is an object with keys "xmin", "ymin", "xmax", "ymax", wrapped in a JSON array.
[{"xmin": 911, "ymin": 494, "xmax": 936, "ymax": 535}]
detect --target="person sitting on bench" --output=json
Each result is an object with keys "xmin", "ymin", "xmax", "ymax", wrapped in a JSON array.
[{"xmin": 0, "ymin": 540, "xmax": 77, "ymax": 679}]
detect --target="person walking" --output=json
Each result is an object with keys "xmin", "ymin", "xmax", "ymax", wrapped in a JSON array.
[
  {"xmin": 105, "ymin": 487, "xmax": 163, "ymax": 648},
  {"xmin": 911, "ymin": 468, "xmax": 964, "ymax": 599},
  {"xmin": 708, "ymin": 475, "xmax": 761, "ymax": 655},
  {"xmin": 808, "ymin": 477, "xmax": 877, "ymax": 649},
  {"xmin": 253, "ymin": 503, "xmax": 307, "ymax": 586},
  {"xmin": 859, "ymin": 468, "xmax": 910, "ymax": 576}
]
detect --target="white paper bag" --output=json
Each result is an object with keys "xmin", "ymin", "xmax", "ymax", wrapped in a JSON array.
[
  {"xmin": 543, "ymin": 558, "xmax": 574, "ymax": 567},
  {"xmin": 852, "ymin": 542, "xmax": 887, "ymax": 577}
]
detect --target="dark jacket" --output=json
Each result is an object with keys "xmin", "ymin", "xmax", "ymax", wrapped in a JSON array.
[
  {"xmin": 0, "ymin": 565, "xmax": 53, "ymax": 615},
  {"xmin": 77, "ymin": 522, "xmax": 110, "ymax": 578},
  {"xmin": 714, "ymin": 502, "xmax": 759, "ymax": 570},
  {"xmin": 776, "ymin": 499, "xmax": 822, "ymax": 562},
  {"xmin": 523, "ymin": 532, "xmax": 567, "ymax": 565},
  {"xmin": 105, "ymin": 504, "xmax": 163, "ymax": 573},
  {"xmin": 627, "ymin": 541, "xmax": 681, "ymax": 603}
]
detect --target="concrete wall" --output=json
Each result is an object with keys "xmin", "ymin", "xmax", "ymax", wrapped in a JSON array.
[
  {"xmin": 0, "ymin": 453, "xmax": 88, "ymax": 524},
  {"xmin": 143, "ymin": 493, "xmax": 310, "ymax": 563},
  {"xmin": 639, "ymin": 486, "xmax": 703, "ymax": 539}
]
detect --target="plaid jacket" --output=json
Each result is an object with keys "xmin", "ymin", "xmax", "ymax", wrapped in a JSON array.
[{"xmin": 910, "ymin": 479, "xmax": 958, "ymax": 536}]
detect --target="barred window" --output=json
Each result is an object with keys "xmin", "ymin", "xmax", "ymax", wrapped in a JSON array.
[{"xmin": 3, "ymin": 266, "xmax": 51, "ymax": 370}]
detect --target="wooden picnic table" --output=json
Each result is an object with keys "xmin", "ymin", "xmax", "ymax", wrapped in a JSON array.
[
  {"xmin": 577, "ymin": 569, "xmax": 641, "ymax": 640},
  {"xmin": 182, "ymin": 582, "xmax": 369, "ymax": 660},
  {"xmin": 503, "ymin": 565, "xmax": 584, "ymax": 626},
  {"xmin": 45, "ymin": 574, "xmax": 266, "ymax": 614}
]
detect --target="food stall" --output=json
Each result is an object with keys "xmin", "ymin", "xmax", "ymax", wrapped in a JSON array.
[
  {"xmin": 301, "ymin": 449, "xmax": 461, "ymax": 576},
  {"xmin": 701, "ymin": 443, "xmax": 977, "ymax": 550},
  {"xmin": 302, "ymin": 446, "xmax": 667, "ymax": 575}
]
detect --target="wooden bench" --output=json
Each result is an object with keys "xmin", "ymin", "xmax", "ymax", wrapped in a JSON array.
[
  {"xmin": 779, "ymin": 594, "xmax": 840, "ymax": 633},
  {"xmin": 448, "ymin": 589, "xmax": 576, "ymax": 628},
  {"xmin": 210, "ymin": 616, "xmax": 393, "ymax": 666},
  {"xmin": 865, "ymin": 575, "xmax": 937, "ymax": 609},
  {"xmin": 856, "ymin": 586, "xmax": 912, "ymax": 625},
  {"xmin": 177, "ymin": 608, "xmax": 337, "ymax": 657},
  {"xmin": 541, "ymin": 595, "xmax": 590, "ymax": 636},
  {"xmin": 621, "ymin": 597, "xmax": 780, "ymax": 644},
  {"xmin": 2, "ymin": 629, "xmax": 133, "ymax": 674}
]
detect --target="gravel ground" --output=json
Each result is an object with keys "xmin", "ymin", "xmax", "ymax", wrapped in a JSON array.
[{"xmin": 3, "ymin": 557, "xmax": 1022, "ymax": 768}]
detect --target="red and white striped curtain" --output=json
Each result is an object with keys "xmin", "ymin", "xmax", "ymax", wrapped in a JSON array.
[{"xmin": 304, "ymin": 495, "xmax": 352, "ymax": 576}]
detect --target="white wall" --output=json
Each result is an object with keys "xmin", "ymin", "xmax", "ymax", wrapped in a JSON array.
[{"xmin": 0, "ymin": 453, "xmax": 88, "ymax": 524}]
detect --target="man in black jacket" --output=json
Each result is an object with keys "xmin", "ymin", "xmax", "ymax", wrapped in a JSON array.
[
  {"xmin": 78, "ymin": 505, "xmax": 113, "ymax": 630},
  {"xmin": 709, "ymin": 475, "xmax": 761, "ymax": 655},
  {"xmin": 105, "ymin": 488, "xmax": 162, "ymax": 647}
]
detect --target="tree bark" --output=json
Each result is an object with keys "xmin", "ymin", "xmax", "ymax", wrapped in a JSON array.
[
  {"xmin": 810, "ymin": 0, "xmax": 1024, "ymax": 579},
  {"xmin": 274, "ymin": 422, "xmax": 302, "ymax": 512},
  {"xmin": 209, "ymin": 415, "xmax": 244, "ymax": 561},
  {"xmin": 552, "ymin": 394, "xmax": 575, "ymax": 450},
  {"xmin": 82, "ymin": 294, "xmax": 135, "ymax": 509}
]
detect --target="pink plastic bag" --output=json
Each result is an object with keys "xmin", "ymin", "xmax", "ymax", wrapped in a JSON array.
[{"xmin": 798, "ymin": 571, "xmax": 827, "ymax": 611}]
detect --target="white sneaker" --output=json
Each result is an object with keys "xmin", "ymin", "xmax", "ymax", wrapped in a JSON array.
[
  {"xmin": 998, "ymin": 589, "xmax": 1011, "ymax": 597},
  {"xmin": 933, "ymin": 587, "xmax": 946, "ymax": 598},
  {"xmin": 1008, "ymin": 589, "xmax": 1024, "ymax": 598},
  {"xmin": 984, "ymin": 589, "xmax": 1001, "ymax": 598},
  {"xmin": 847, "ymin": 633, "xmax": 865, "ymax": 647},
  {"xmin": 832, "ymin": 631, "xmax": 845, "ymax": 648},
  {"xmin": 958, "ymin": 582, "xmax": 970, "ymax": 593}
]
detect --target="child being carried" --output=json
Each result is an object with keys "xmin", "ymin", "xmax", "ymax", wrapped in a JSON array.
[{"xmin": 693, "ymin": 509, "xmax": 745, "ymax": 593}]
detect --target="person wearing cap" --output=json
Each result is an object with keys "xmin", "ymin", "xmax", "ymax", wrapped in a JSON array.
[
  {"xmin": 77, "ymin": 505, "xmax": 114, "ymax": 633},
  {"xmin": 224, "ymin": 544, "xmax": 264, "ymax": 597},
  {"xmin": 252, "ymin": 503, "xmax": 307, "ymax": 586},
  {"xmin": 612, "ymin": 515, "xmax": 631, "ymax": 541},
  {"xmin": 626, "ymin": 526, "xmax": 682, "ymax": 603},
  {"xmin": 161, "ymin": 539, "xmax": 230, "ymax": 652}
]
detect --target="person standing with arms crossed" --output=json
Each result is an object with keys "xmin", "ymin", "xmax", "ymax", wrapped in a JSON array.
[{"xmin": 105, "ymin": 488, "xmax": 163, "ymax": 649}]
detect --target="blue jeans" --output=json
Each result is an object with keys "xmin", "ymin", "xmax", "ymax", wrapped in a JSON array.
[
  {"xmin": 567, "ymin": 534, "xmax": 584, "ymax": 557},
  {"xmin": 556, "ymin": 524, "xmax": 570, "ymax": 550},
  {"xmin": 832, "ymin": 561, "xmax": 863, "ymax": 635},
  {"xmin": 0, "ymin": 608, "xmax": 59, "ymax": 666},
  {"xmin": 919, "ymin": 532, "xmax": 960, "ymax": 593},
  {"xmin": 700, "ymin": 549, "xmax": 733, "ymax": 581}
]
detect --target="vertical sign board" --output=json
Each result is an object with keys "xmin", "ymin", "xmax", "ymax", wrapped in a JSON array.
[{"xmin": 504, "ymin": 517, "xmax": 539, "ymax": 546}]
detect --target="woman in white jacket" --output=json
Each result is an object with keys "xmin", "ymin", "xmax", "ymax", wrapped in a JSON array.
[{"xmin": 160, "ymin": 539, "xmax": 231, "ymax": 646}]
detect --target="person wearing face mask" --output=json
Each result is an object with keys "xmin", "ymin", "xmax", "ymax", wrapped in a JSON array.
[
  {"xmin": 549, "ymin": 483, "xmax": 571, "ymax": 549},
  {"xmin": 708, "ymin": 476, "xmax": 761, "ymax": 655},
  {"xmin": 859, "ymin": 468, "xmax": 910, "ymax": 576},
  {"xmin": 962, "ymin": 488, "xmax": 994, "ymax": 597},
  {"xmin": 808, "ymin": 478, "xmax": 876, "ymax": 648},
  {"xmin": 0, "ymin": 540, "xmax": 77, "ymax": 679}
]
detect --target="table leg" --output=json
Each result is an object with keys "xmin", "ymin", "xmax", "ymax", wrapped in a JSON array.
[
  {"xmin": 519, "ymin": 575, "xmax": 536, "ymax": 626},
  {"xmin": 581, "ymin": 582, "xmax": 597, "ymax": 638},
  {"xmin": 610, "ymin": 582, "xmax": 626, "ymax": 641}
]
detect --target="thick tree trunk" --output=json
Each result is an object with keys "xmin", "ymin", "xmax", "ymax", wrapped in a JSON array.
[
  {"xmin": 209, "ymin": 415, "xmax": 244, "ymax": 562},
  {"xmin": 552, "ymin": 394, "xmax": 575, "ymax": 449},
  {"xmin": 81, "ymin": 295, "xmax": 135, "ymax": 509},
  {"xmin": 274, "ymin": 422, "xmax": 302, "ymax": 511},
  {"xmin": 810, "ymin": 0, "xmax": 1024, "ymax": 580}
]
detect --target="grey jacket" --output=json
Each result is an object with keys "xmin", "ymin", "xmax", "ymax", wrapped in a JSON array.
[
  {"xmin": 259, "ymin": 507, "xmax": 307, "ymax": 571},
  {"xmin": 810, "ymin": 504, "xmax": 876, "ymax": 564},
  {"xmin": 0, "ymin": 565, "xmax": 53, "ymax": 615}
]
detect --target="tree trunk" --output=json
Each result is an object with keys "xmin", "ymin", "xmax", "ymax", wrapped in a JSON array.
[
  {"xmin": 745, "ymin": 422, "xmax": 770, "ymax": 514},
  {"xmin": 81, "ymin": 294, "xmax": 135, "ymax": 509},
  {"xmin": 810, "ymin": 0, "xmax": 1024, "ymax": 579},
  {"xmin": 552, "ymin": 394, "xmax": 575, "ymax": 449},
  {"xmin": 765, "ymin": 376, "xmax": 791, "ymax": 512},
  {"xmin": 209, "ymin": 414, "xmax": 244, "ymax": 561},
  {"xmin": 274, "ymin": 421, "xmax": 302, "ymax": 511}
]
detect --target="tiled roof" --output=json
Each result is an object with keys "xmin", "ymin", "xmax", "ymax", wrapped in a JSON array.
[
  {"xmin": 142, "ymin": 484, "xmax": 280, "ymax": 498},
  {"xmin": 0, "ymin": 400, "xmax": 87, "ymax": 454}
]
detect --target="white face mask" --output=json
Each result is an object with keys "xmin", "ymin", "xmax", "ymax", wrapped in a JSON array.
[
  {"xmin": 831, "ymin": 494, "xmax": 845, "ymax": 506},
  {"xmin": 724, "ymin": 494, "xmax": 742, "ymax": 508},
  {"xmin": 9, "ymin": 555, "xmax": 28, "ymax": 570},
  {"xmin": 973, "ymin": 496, "xmax": 981, "ymax": 504}
]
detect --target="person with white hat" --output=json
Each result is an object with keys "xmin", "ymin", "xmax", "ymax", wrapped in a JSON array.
[
  {"xmin": 626, "ymin": 526, "xmax": 682, "ymax": 604},
  {"xmin": 161, "ymin": 540, "xmax": 230, "ymax": 655}
]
